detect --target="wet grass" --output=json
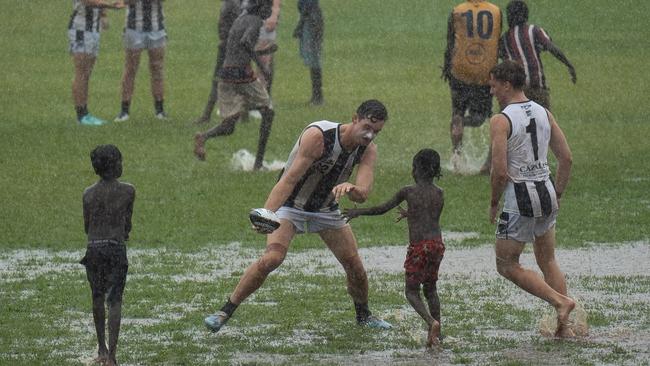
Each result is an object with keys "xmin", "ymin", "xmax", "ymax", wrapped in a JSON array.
[
  {"xmin": 1, "ymin": 0, "xmax": 650, "ymax": 364},
  {"xmin": 1, "ymin": 244, "xmax": 649, "ymax": 365},
  {"xmin": 0, "ymin": 1, "xmax": 649, "ymax": 249}
]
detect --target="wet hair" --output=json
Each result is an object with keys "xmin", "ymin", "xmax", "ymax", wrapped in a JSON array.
[
  {"xmin": 90, "ymin": 144, "xmax": 123, "ymax": 179},
  {"xmin": 356, "ymin": 99, "xmax": 388, "ymax": 123},
  {"xmin": 506, "ymin": 0, "xmax": 529, "ymax": 28},
  {"xmin": 413, "ymin": 149, "xmax": 442, "ymax": 180},
  {"xmin": 490, "ymin": 60, "xmax": 526, "ymax": 90}
]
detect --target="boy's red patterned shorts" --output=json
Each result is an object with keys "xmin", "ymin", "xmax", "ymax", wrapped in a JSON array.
[{"xmin": 404, "ymin": 237, "xmax": 445, "ymax": 285}]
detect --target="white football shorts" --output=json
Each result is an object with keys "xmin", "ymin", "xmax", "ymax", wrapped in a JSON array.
[
  {"xmin": 68, "ymin": 30, "xmax": 100, "ymax": 56},
  {"xmin": 276, "ymin": 206, "xmax": 347, "ymax": 234}
]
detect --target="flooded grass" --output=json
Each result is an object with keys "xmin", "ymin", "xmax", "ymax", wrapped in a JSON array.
[{"xmin": 1, "ymin": 235, "xmax": 649, "ymax": 365}]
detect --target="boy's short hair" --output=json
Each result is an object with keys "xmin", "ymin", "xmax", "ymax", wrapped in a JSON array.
[
  {"xmin": 490, "ymin": 61, "xmax": 526, "ymax": 90},
  {"xmin": 91, "ymin": 144, "xmax": 122, "ymax": 179},
  {"xmin": 357, "ymin": 99, "xmax": 388, "ymax": 122},
  {"xmin": 413, "ymin": 149, "xmax": 441, "ymax": 180},
  {"xmin": 506, "ymin": 0, "xmax": 529, "ymax": 28}
]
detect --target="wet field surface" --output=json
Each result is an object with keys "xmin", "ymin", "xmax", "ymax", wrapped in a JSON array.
[{"xmin": 1, "ymin": 234, "xmax": 648, "ymax": 365}]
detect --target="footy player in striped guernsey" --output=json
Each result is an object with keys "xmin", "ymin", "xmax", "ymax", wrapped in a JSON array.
[
  {"xmin": 488, "ymin": 61, "xmax": 576, "ymax": 338},
  {"xmin": 442, "ymin": 0, "xmax": 502, "ymax": 174},
  {"xmin": 114, "ymin": 0, "xmax": 168, "ymax": 122},
  {"xmin": 204, "ymin": 100, "xmax": 393, "ymax": 333},
  {"xmin": 499, "ymin": 0, "xmax": 577, "ymax": 110},
  {"xmin": 68, "ymin": 0, "xmax": 124, "ymax": 126}
]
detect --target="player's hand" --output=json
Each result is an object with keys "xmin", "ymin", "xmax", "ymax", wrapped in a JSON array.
[
  {"xmin": 489, "ymin": 203, "xmax": 500, "ymax": 224},
  {"xmin": 395, "ymin": 205, "xmax": 408, "ymax": 223},
  {"xmin": 332, "ymin": 183, "xmax": 355, "ymax": 202},
  {"xmin": 265, "ymin": 17, "xmax": 278, "ymax": 32}
]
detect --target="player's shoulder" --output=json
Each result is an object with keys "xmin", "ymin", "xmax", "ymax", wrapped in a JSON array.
[
  {"xmin": 83, "ymin": 182, "xmax": 98, "ymax": 199},
  {"xmin": 118, "ymin": 181, "xmax": 136, "ymax": 195},
  {"xmin": 490, "ymin": 112, "xmax": 509, "ymax": 124}
]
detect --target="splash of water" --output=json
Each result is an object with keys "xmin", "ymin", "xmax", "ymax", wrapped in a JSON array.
[
  {"xmin": 230, "ymin": 149, "xmax": 285, "ymax": 172},
  {"xmin": 445, "ymin": 124, "xmax": 490, "ymax": 175},
  {"xmin": 538, "ymin": 298, "xmax": 589, "ymax": 337}
]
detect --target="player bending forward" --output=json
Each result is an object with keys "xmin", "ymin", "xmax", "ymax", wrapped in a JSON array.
[
  {"xmin": 345, "ymin": 149, "xmax": 446, "ymax": 348},
  {"xmin": 204, "ymin": 100, "xmax": 393, "ymax": 332}
]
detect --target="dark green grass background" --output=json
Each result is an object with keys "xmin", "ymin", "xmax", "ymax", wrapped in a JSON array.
[{"xmin": 1, "ymin": 0, "xmax": 648, "ymax": 249}]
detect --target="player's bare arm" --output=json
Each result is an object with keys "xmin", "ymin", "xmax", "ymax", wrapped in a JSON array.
[
  {"xmin": 264, "ymin": 128, "xmax": 323, "ymax": 211},
  {"xmin": 547, "ymin": 111, "xmax": 573, "ymax": 201},
  {"xmin": 264, "ymin": 0, "xmax": 282, "ymax": 32},
  {"xmin": 332, "ymin": 142, "xmax": 377, "ymax": 203},
  {"xmin": 124, "ymin": 185, "xmax": 136, "ymax": 239},
  {"xmin": 547, "ymin": 43, "xmax": 577, "ymax": 84},
  {"xmin": 343, "ymin": 187, "xmax": 407, "ymax": 220},
  {"xmin": 83, "ymin": 191, "xmax": 91, "ymax": 234},
  {"xmin": 441, "ymin": 13, "xmax": 454, "ymax": 81},
  {"xmin": 489, "ymin": 114, "xmax": 510, "ymax": 223}
]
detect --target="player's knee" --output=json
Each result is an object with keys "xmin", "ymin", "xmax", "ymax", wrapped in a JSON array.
[
  {"xmin": 257, "ymin": 243, "xmax": 286, "ymax": 275},
  {"xmin": 106, "ymin": 287, "xmax": 124, "ymax": 306},
  {"xmin": 149, "ymin": 66, "xmax": 164, "ymax": 82},
  {"xmin": 106, "ymin": 293, "xmax": 123, "ymax": 306},
  {"xmin": 536, "ymin": 257, "xmax": 557, "ymax": 273},
  {"xmin": 404, "ymin": 282, "xmax": 420, "ymax": 296},
  {"xmin": 92, "ymin": 290, "xmax": 105, "ymax": 302},
  {"xmin": 345, "ymin": 259, "xmax": 368, "ymax": 285},
  {"xmin": 342, "ymin": 255, "xmax": 364, "ymax": 273},
  {"xmin": 216, "ymin": 116, "xmax": 238, "ymax": 136},
  {"xmin": 260, "ymin": 107, "xmax": 274, "ymax": 120},
  {"xmin": 496, "ymin": 256, "xmax": 517, "ymax": 278},
  {"xmin": 423, "ymin": 281, "xmax": 437, "ymax": 293}
]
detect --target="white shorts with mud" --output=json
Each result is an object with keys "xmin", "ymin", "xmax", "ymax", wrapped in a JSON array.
[{"xmin": 495, "ymin": 210, "xmax": 558, "ymax": 243}]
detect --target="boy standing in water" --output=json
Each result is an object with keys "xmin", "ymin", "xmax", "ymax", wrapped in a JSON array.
[
  {"xmin": 81, "ymin": 144, "xmax": 135, "ymax": 366},
  {"xmin": 344, "ymin": 149, "xmax": 445, "ymax": 347}
]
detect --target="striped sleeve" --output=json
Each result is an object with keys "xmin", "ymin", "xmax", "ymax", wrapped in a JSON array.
[{"xmin": 534, "ymin": 26, "xmax": 552, "ymax": 51}]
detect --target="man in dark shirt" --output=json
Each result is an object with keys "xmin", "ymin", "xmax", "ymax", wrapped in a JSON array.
[
  {"xmin": 81, "ymin": 144, "xmax": 135, "ymax": 366},
  {"xmin": 194, "ymin": 0, "xmax": 242, "ymax": 125},
  {"xmin": 194, "ymin": 0, "xmax": 277, "ymax": 171}
]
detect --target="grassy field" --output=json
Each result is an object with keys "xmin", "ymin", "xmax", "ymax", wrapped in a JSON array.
[{"xmin": 1, "ymin": 0, "xmax": 649, "ymax": 365}]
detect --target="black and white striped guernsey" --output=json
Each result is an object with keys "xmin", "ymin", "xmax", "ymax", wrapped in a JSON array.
[
  {"xmin": 68, "ymin": 0, "xmax": 101, "ymax": 33},
  {"xmin": 281, "ymin": 121, "xmax": 367, "ymax": 213},
  {"xmin": 501, "ymin": 100, "xmax": 559, "ymax": 217},
  {"xmin": 126, "ymin": 0, "xmax": 165, "ymax": 32}
]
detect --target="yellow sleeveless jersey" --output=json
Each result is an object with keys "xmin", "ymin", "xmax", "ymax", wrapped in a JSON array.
[{"xmin": 450, "ymin": 1, "xmax": 501, "ymax": 85}]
